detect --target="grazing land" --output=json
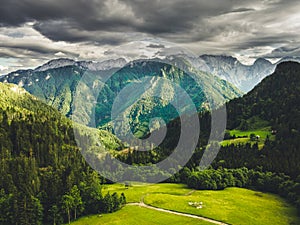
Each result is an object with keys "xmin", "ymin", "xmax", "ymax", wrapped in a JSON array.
[
  {"xmin": 221, "ymin": 127, "xmax": 274, "ymax": 149},
  {"xmin": 69, "ymin": 183, "xmax": 300, "ymax": 225},
  {"xmin": 69, "ymin": 205, "xmax": 213, "ymax": 225},
  {"xmin": 144, "ymin": 187, "xmax": 299, "ymax": 225}
]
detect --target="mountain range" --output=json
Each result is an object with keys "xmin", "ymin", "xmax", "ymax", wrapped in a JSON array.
[
  {"xmin": 2, "ymin": 54, "xmax": 300, "ymax": 138},
  {"xmin": 3, "ymin": 54, "xmax": 300, "ymax": 94},
  {"xmin": 171, "ymin": 54, "xmax": 300, "ymax": 92},
  {"xmin": 0, "ymin": 57, "xmax": 241, "ymax": 138}
]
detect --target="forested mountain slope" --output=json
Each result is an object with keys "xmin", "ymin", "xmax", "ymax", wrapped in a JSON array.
[
  {"xmin": 128, "ymin": 62, "xmax": 300, "ymax": 177},
  {"xmin": 219, "ymin": 61, "xmax": 300, "ymax": 177},
  {"xmin": 0, "ymin": 83, "xmax": 124, "ymax": 225}
]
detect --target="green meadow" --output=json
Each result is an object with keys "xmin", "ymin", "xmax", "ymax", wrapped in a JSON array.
[
  {"xmin": 221, "ymin": 127, "xmax": 274, "ymax": 149},
  {"xmin": 69, "ymin": 205, "xmax": 212, "ymax": 225},
  {"xmin": 144, "ymin": 187, "xmax": 299, "ymax": 225},
  {"xmin": 69, "ymin": 183, "xmax": 300, "ymax": 225}
]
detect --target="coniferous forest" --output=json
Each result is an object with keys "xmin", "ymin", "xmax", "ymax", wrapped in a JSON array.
[
  {"xmin": 0, "ymin": 62, "xmax": 300, "ymax": 224},
  {"xmin": 0, "ymin": 83, "xmax": 126, "ymax": 225}
]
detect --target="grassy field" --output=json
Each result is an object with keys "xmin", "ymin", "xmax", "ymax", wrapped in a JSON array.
[
  {"xmin": 144, "ymin": 187, "xmax": 299, "ymax": 225},
  {"xmin": 221, "ymin": 127, "xmax": 274, "ymax": 149},
  {"xmin": 70, "ymin": 205, "xmax": 212, "ymax": 225},
  {"xmin": 221, "ymin": 116, "xmax": 276, "ymax": 149},
  {"xmin": 70, "ymin": 183, "xmax": 300, "ymax": 225},
  {"xmin": 103, "ymin": 183, "xmax": 191, "ymax": 203}
]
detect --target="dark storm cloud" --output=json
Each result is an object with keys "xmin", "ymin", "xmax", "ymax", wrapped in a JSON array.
[
  {"xmin": 33, "ymin": 20, "xmax": 127, "ymax": 45},
  {"xmin": 0, "ymin": 0, "xmax": 299, "ymax": 61},
  {"xmin": 226, "ymin": 8, "xmax": 255, "ymax": 13},
  {"xmin": 147, "ymin": 44, "xmax": 165, "ymax": 49},
  {"xmin": 0, "ymin": 0, "xmax": 240, "ymax": 44},
  {"xmin": 0, "ymin": 0, "xmax": 104, "ymax": 26},
  {"xmin": 0, "ymin": 42, "xmax": 71, "ymax": 55},
  {"xmin": 122, "ymin": 0, "xmax": 237, "ymax": 34},
  {"xmin": 263, "ymin": 45, "xmax": 300, "ymax": 58}
]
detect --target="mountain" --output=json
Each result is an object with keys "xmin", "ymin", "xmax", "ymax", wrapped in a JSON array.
[
  {"xmin": 0, "ymin": 82, "xmax": 123, "ymax": 156},
  {"xmin": 35, "ymin": 58, "xmax": 127, "ymax": 72},
  {"xmin": 196, "ymin": 55, "xmax": 275, "ymax": 92},
  {"xmin": 0, "ymin": 58, "xmax": 127, "ymax": 117},
  {"xmin": 171, "ymin": 54, "xmax": 300, "ymax": 93},
  {"xmin": 0, "ymin": 58, "xmax": 242, "ymax": 138}
]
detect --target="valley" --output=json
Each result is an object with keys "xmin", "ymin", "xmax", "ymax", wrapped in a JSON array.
[
  {"xmin": 0, "ymin": 60, "xmax": 300, "ymax": 225},
  {"xmin": 70, "ymin": 183, "xmax": 300, "ymax": 225},
  {"xmin": 1, "ymin": 1, "xmax": 300, "ymax": 224}
]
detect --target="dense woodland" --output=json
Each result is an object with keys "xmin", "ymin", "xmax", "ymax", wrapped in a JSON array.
[
  {"xmin": 0, "ymin": 84, "xmax": 126, "ymax": 225},
  {"xmin": 0, "ymin": 62, "xmax": 300, "ymax": 224}
]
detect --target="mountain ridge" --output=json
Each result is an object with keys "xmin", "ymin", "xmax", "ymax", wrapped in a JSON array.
[
  {"xmin": 3, "ymin": 54, "xmax": 300, "ymax": 93},
  {"xmin": 0, "ymin": 58, "xmax": 242, "ymax": 138}
]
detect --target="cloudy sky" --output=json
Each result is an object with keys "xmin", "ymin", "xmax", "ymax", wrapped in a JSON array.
[{"xmin": 0, "ymin": 0, "xmax": 300, "ymax": 73}]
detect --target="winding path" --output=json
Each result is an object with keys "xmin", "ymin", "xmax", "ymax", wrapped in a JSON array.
[{"xmin": 127, "ymin": 194, "xmax": 229, "ymax": 225}]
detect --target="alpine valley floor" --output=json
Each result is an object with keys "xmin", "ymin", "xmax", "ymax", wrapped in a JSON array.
[{"xmin": 69, "ymin": 183, "xmax": 300, "ymax": 225}]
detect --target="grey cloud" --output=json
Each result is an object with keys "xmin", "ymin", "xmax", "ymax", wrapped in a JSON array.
[
  {"xmin": 236, "ymin": 34, "xmax": 299, "ymax": 49},
  {"xmin": 0, "ymin": 50, "xmax": 18, "ymax": 58},
  {"xmin": 147, "ymin": 44, "xmax": 165, "ymax": 49},
  {"xmin": 0, "ymin": 0, "xmax": 239, "ymax": 43},
  {"xmin": 263, "ymin": 45, "xmax": 300, "ymax": 58},
  {"xmin": 33, "ymin": 20, "xmax": 128, "ymax": 45},
  {"xmin": 0, "ymin": 0, "xmax": 104, "ymax": 26},
  {"xmin": 0, "ymin": 47, "xmax": 40, "ymax": 59},
  {"xmin": 0, "ymin": 42, "xmax": 73, "ymax": 55},
  {"xmin": 124, "ymin": 0, "xmax": 236, "ymax": 34},
  {"xmin": 227, "ymin": 8, "xmax": 255, "ymax": 13},
  {"xmin": 0, "ymin": 0, "xmax": 299, "ymax": 64},
  {"xmin": 273, "ymin": 46, "xmax": 300, "ymax": 53}
]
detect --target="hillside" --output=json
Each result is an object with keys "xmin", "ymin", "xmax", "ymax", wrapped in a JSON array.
[
  {"xmin": 217, "ymin": 62, "xmax": 300, "ymax": 177},
  {"xmin": 0, "ymin": 83, "xmax": 125, "ymax": 224},
  {"xmin": 169, "ymin": 61, "xmax": 300, "ymax": 177},
  {"xmin": 226, "ymin": 61, "xmax": 300, "ymax": 132}
]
